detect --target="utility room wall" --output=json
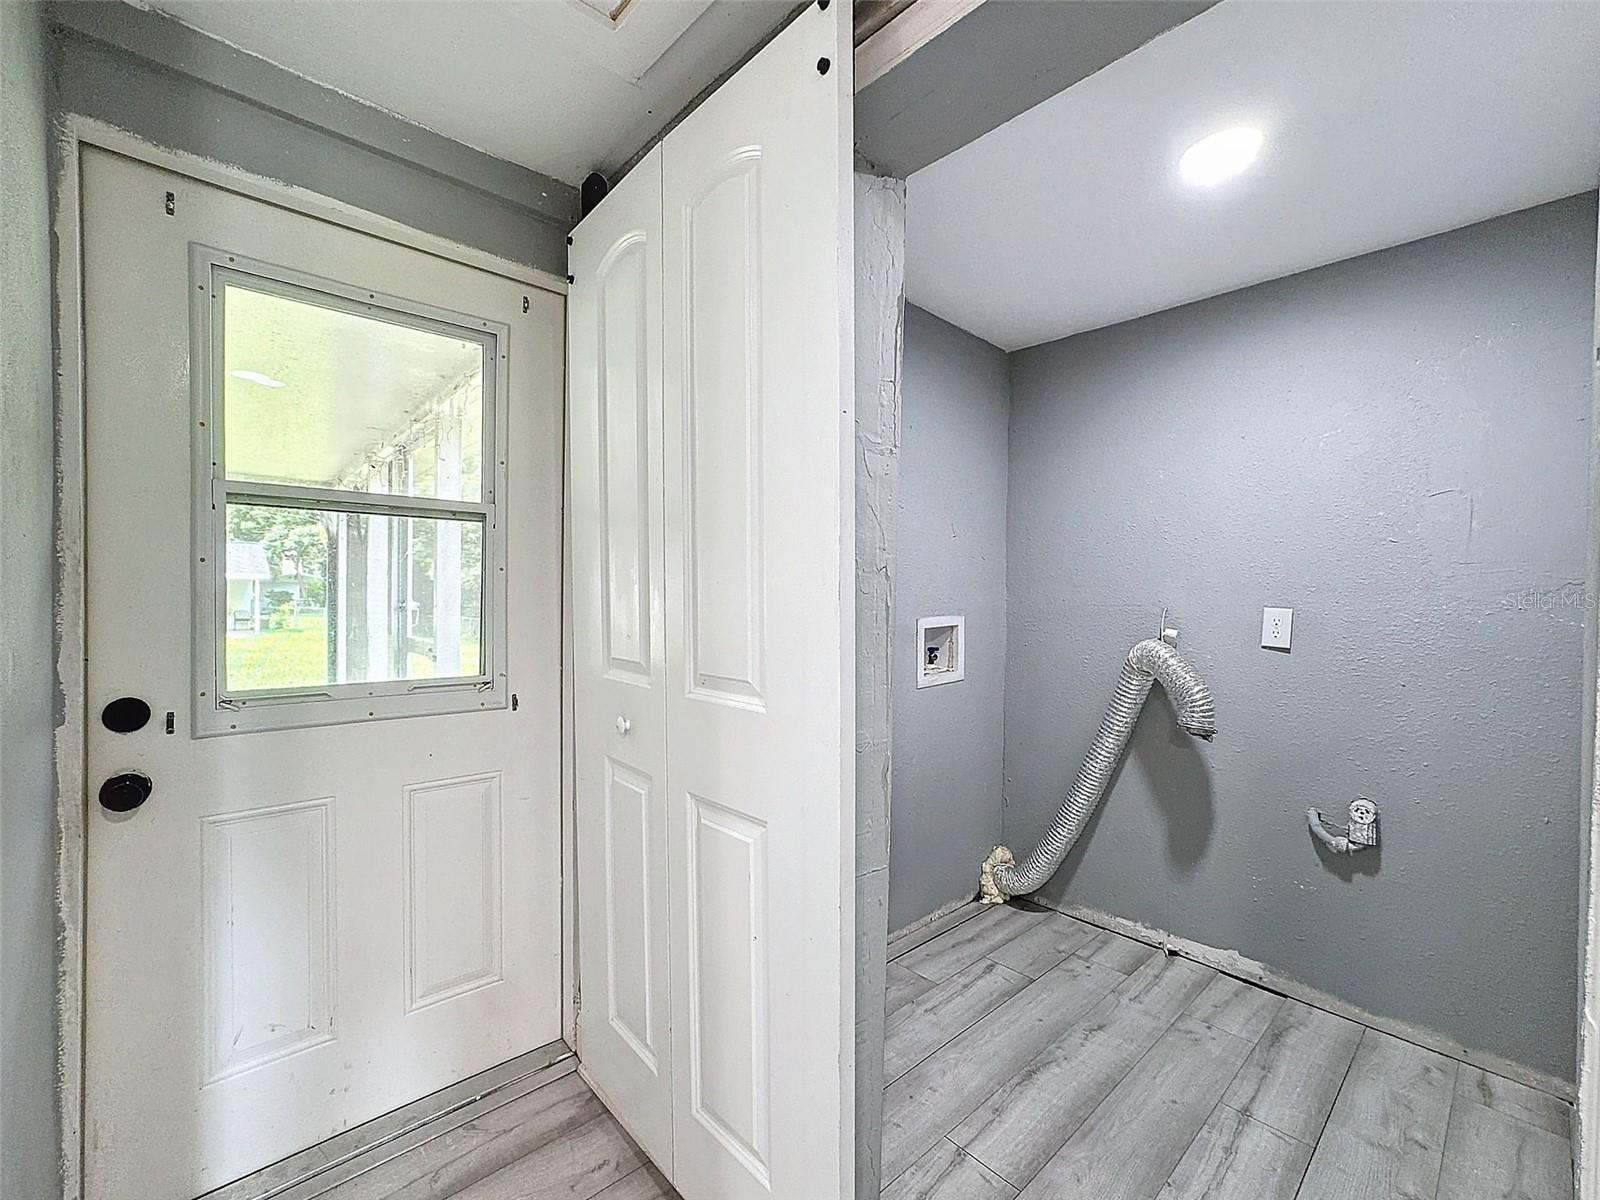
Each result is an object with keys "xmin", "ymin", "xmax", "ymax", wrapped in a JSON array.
[
  {"xmin": 889, "ymin": 305, "xmax": 1009, "ymax": 931},
  {"xmin": 1003, "ymin": 192, "xmax": 1598, "ymax": 1081}
]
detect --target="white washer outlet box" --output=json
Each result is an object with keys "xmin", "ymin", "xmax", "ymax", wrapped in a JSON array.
[
  {"xmin": 1262, "ymin": 607, "xmax": 1293, "ymax": 651},
  {"xmin": 917, "ymin": 615, "xmax": 965, "ymax": 687}
]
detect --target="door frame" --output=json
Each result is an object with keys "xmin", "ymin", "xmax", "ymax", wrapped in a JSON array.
[{"xmin": 50, "ymin": 115, "xmax": 572, "ymax": 1200}]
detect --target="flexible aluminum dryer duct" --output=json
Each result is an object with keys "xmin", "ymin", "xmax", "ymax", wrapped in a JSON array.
[{"xmin": 980, "ymin": 637, "xmax": 1216, "ymax": 904}]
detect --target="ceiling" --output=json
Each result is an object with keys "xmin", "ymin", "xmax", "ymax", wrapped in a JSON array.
[
  {"xmin": 141, "ymin": 0, "xmax": 795, "ymax": 185},
  {"xmin": 906, "ymin": 0, "xmax": 1600, "ymax": 352}
]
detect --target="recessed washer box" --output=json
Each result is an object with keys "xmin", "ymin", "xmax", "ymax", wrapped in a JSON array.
[{"xmin": 917, "ymin": 615, "xmax": 965, "ymax": 688}]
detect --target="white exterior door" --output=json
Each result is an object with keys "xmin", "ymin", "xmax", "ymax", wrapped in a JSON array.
[
  {"xmin": 79, "ymin": 147, "xmax": 565, "ymax": 1200},
  {"xmin": 570, "ymin": 4, "xmax": 855, "ymax": 1198},
  {"xmin": 569, "ymin": 145, "xmax": 675, "ymax": 1167}
]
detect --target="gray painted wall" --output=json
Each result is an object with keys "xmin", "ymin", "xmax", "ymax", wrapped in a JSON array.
[
  {"xmin": 889, "ymin": 305, "xmax": 1008, "ymax": 931},
  {"xmin": 1003, "ymin": 193, "xmax": 1598, "ymax": 1080},
  {"xmin": 47, "ymin": 1, "xmax": 578, "ymax": 275},
  {"xmin": 1577, "ymin": 196, "xmax": 1600, "ymax": 1154},
  {"xmin": 1, "ymin": 2, "xmax": 64, "ymax": 1196}
]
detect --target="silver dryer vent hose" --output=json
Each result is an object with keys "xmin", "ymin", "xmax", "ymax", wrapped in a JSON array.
[{"xmin": 980, "ymin": 638, "xmax": 1216, "ymax": 903}]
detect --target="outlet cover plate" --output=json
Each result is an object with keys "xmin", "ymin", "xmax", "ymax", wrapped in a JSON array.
[{"xmin": 1262, "ymin": 606, "xmax": 1293, "ymax": 651}]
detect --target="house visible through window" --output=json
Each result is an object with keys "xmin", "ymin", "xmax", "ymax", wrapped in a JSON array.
[{"xmin": 199, "ymin": 258, "xmax": 504, "ymax": 727}]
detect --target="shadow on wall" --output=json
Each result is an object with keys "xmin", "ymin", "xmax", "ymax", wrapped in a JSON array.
[
  {"xmin": 1310, "ymin": 826, "xmax": 1382, "ymax": 882},
  {"xmin": 1044, "ymin": 686, "xmax": 1216, "ymax": 889},
  {"xmin": 1134, "ymin": 689, "xmax": 1216, "ymax": 874}
]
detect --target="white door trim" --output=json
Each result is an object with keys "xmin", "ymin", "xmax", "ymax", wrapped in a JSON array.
[{"xmin": 50, "ymin": 114, "xmax": 572, "ymax": 1200}]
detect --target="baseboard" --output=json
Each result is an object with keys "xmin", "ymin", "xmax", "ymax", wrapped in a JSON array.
[{"xmin": 1045, "ymin": 898, "xmax": 1576, "ymax": 1104}]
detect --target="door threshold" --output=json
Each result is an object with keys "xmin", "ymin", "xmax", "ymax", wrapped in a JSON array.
[{"xmin": 199, "ymin": 1040, "xmax": 575, "ymax": 1200}]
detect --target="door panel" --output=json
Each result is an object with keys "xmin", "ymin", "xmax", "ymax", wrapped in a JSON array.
[
  {"xmin": 569, "ymin": 146, "xmax": 675, "ymax": 1167},
  {"xmin": 80, "ymin": 148, "xmax": 564, "ymax": 1200},
  {"xmin": 199, "ymin": 799, "xmax": 335, "ymax": 1082},
  {"xmin": 402, "ymin": 773, "xmax": 504, "ymax": 1011},
  {"xmin": 662, "ymin": 6, "xmax": 853, "ymax": 1199},
  {"xmin": 681, "ymin": 151, "xmax": 765, "ymax": 710},
  {"xmin": 684, "ymin": 794, "xmax": 770, "ymax": 1180}
]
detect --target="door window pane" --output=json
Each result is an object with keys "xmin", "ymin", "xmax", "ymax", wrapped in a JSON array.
[
  {"xmin": 224, "ymin": 503, "xmax": 484, "ymax": 693},
  {"xmin": 222, "ymin": 284, "xmax": 486, "ymax": 501}
]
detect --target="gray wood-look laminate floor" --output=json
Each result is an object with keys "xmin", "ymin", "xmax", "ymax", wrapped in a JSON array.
[
  {"xmin": 259, "ymin": 901, "xmax": 1573, "ymax": 1200},
  {"xmin": 261, "ymin": 1055, "xmax": 681, "ymax": 1200},
  {"xmin": 881, "ymin": 903, "xmax": 1576, "ymax": 1200}
]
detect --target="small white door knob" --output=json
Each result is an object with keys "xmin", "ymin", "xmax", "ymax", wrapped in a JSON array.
[{"xmin": 616, "ymin": 715, "xmax": 632, "ymax": 736}]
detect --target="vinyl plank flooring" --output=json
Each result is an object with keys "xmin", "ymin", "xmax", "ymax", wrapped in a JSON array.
[
  {"xmin": 1295, "ymin": 1030, "xmax": 1457, "ymax": 1200},
  {"xmin": 1434, "ymin": 1097, "xmax": 1573, "ymax": 1200},
  {"xmin": 440, "ymin": 1103, "xmax": 645, "ymax": 1200},
  {"xmin": 318, "ymin": 1071, "xmax": 635, "ymax": 1200},
  {"xmin": 1185, "ymin": 974, "xmax": 1285, "ymax": 1043},
  {"xmin": 986, "ymin": 912, "xmax": 1099, "ymax": 979},
  {"xmin": 1073, "ymin": 927, "xmax": 1160, "ymax": 976},
  {"xmin": 950, "ymin": 955, "xmax": 1217, "ymax": 1187},
  {"xmin": 887, "ymin": 961, "xmax": 940, "ymax": 1016},
  {"xmin": 1156, "ymin": 1104, "xmax": 1312, "ymax": 1200},
  {"xmin": 280, "ymin": 1063, "xmax": 583, "ymax": 1200},
  {"xmin": 1455, "ymin": 1065, "xmax": 1572, "ymax": 1139},
  {"xmin": 215, "ymin": 1048, "xmax": 576, "ymax": 1200},
  {"xmin": 1013, "ymin": 1015, "xmax": 1258, "ymax": 1200},
  {"xmin": 590, "ymin": 1162, "xmax": 679, "ymax": 1200},
  {"xmin": 882, "ymin": 911, "xmax": 1569, "ymax": 1200},
  {"xmin": 889, "ymin": 903, "xmax": 986, "ymax": 962},
  {"xmin": 1223, "ymin": 999, "xmax": 1363, "ymax": 1145},
  {"xmin": 897, "ymin": 904, "xmax": 1047, "ymax": 982},
  {"xmin": 881, "ymin": 955, "xmax": 1128, "ymax": 1185},
  {"xmin": 885, "ymin": 959, "xmax": 1031, "ymax": 1082},
  {"xmin": 881, "ymin": 1139, "xmax": 1018, "ymax": 1200}
]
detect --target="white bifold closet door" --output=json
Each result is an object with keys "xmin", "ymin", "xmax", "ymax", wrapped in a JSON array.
[
  {"xmin": 568, "ymin": 4, "xmax": 854, "ymax": 1199},
  {"xmin": 569, "ymin": 142, "xmax": 674, "ymax": 1169}
]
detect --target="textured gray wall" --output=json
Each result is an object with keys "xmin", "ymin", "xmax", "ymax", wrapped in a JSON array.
[
  {"xmin": 1004, "ymin": 193, "xmax": 1598, "ymax": 1080},
  {"xmin": 48, "ymin": 2, "xmax": 577, "ymax": 275},
  {"xmin": 1577, "ymin": 196, "xmax": 1600, "ymax": 1152},
  {"xmin": 1, "ymin": 2, "xmax": 64, "ymax": 1196},
  {"xmin": 854, "ymin": 172, "xmax": 905, "ymax": 1200},
  {"xmin": 889, "ymin": 305, "xmax": 1008, "ymax": 931}
]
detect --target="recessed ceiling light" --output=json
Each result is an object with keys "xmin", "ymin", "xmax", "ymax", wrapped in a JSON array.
[
  {"xmin": 1178, "ymin": 127, "xmax": 1264, "ymax": 187},
  {"xmin": 229, "ymin": 369, "xmax": 287, "ymax": 388}
]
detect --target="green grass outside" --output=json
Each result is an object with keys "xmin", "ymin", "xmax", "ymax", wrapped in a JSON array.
[{"xmin": 225, "ymin": 612, "xmax": 480, "ymax": 692}]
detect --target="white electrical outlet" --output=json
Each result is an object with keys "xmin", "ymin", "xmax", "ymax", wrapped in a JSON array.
[{"xmin": 1262, "ymin": 607, "xmax": 1293, "ymax": 651}]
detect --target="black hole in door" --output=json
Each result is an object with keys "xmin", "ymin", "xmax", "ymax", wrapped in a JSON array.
[{"xmin": 102, "ymin": 697, "xmax": 152, "ymax": 734}]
